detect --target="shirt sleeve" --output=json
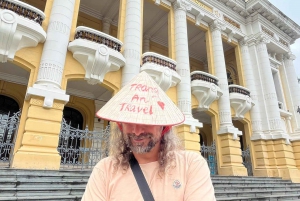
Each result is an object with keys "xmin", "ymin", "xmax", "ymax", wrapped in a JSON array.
[
  {"xmin": 184, "ymin": 152, "xmax": 216, "ymax": 201},
  {"xmin": 81, "ymin": 166, "xmax": 107, "ymax": 201}
]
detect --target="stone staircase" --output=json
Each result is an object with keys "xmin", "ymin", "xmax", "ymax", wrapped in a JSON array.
[{"xmin": 1, "ymin": 169, "xmax": 300, "ymax": 200}]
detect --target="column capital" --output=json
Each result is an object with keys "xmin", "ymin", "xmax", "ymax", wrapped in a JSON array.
[
  {"xmin": 285, "ymin": 52, "xmax": 296, "ymax": 61},
  {"xmin": 173, "ymin": 0, "xmax": 191, "ymax": 12},
  {"xmin": 239, "ymin": 37, "xmax": 249, "ymax": 47},
  {"xmin": 209, "ymin": 19, "xmax": 226, "ymax": 32},
  {"xmin": 255, "ymin": 34, "xmax": 270, "ymax": 45}
]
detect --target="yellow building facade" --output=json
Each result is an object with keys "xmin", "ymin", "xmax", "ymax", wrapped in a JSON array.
[{"xmin": 1, "ymin": 0, "xmax": 300, "ymax": 182}]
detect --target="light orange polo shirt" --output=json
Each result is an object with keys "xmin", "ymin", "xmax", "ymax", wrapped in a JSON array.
[{"xmin": 82, "ymin": 151, "xmax": 216, "ymax": 201}]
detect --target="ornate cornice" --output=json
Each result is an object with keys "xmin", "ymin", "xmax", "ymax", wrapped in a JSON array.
[
  {"xmin": 173, "ymin": 0, "xmax": 191, "ymax": 12},
  {"xmin": 209, "ymin": 19, "xmax": 226, "ymax": 32}
]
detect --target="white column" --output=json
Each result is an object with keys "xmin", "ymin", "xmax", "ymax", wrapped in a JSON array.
[
  {"xmin": 121, "ymin": 0, "xmax": 142, "ymax": 87},
  {"xmin": 282, "ymin": 53, "xmax": 300, "ymax": 133},
  {"xmin": 173, "ymin": 0, "xmax": 202, "ymax": 132},
  {"xmin": 255, "ymin": 35, "xmax": 286, "ymax": 139},
  {"xmin": 26, "ymin": 0, "xmax": 75, "ymax": 107},
  {"xmin": 239, "ymin": 38, "xmax": 264, "ymax": 139},
  {"xmin": 143, "ymin": 35, "xmax": 150, "ymax": 53},
  {"xmin": 102, "ymin": 18, "xmax": 111, "ymax": 34},
  {"xmin": 210, "ymin": 20, "xmax": 241, "ymax": 138}
]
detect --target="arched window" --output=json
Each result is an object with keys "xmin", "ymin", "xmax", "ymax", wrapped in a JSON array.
[
  {"xmin": 63, "ymin": 107, "xmax": 83, "ymax": 129},
  {"xmin": 0, "ymin": 95, "xmax": 19, "ymax": 115}
]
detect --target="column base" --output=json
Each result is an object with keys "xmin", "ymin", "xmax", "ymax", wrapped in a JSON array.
[
  {"xmin": 217, "ymin": 133, "xmax": 247, "ymax": 176},
  {"xmin": 278, "ymin": 168, "xmax": 300, "ymax": 183},
  {"xmin": 217, "ymin": 125, "xmax": 242, "ymax": 140},
  {"xmin": 176, "ymin": 124, "xmax": 200, "ymax": 152},
  {"xmin": 218, "ymin": 166, "xmax": 248, "ymax": 176},
  {"xmin": 183, "ymin": 117, "xmax": 203, "ymax": 133},
  {"xmin": 12, "ymin": 148, "xmax": 61, "ymax": 170}
]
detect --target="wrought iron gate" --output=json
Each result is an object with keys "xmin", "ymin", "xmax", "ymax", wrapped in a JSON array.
[
  {"xmin": 0, "ymin": 111, "xmax": 21, "ymax": 166},
  {"xmin": 242, "ymin": 146, "xmax": 253, "ymax": 176},
  {"xmin": 201, "ymin": 141, "xmax": 218, "ymax": 175},
  {"xmin": 58, "ymin": 118, "xmax": 110, "ymax": 169}
]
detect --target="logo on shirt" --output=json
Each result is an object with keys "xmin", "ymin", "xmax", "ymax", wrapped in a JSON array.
[{"xmin": 172, "ymin": 180, "xmax": 181, "ymax": 189}]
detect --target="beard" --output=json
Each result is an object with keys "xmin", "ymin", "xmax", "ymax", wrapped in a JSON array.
[{"xmin": 124, "ymin": 132, "xmax": 160, "ymax": 154}]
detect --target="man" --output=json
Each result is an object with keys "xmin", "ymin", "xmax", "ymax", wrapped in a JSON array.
[{"xmin": 82, "ymin": 71, "xmax": 216, "ymax": 200}]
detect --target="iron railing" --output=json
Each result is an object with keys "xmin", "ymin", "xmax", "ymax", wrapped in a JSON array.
[
  {"xmin": 74, "ymin": 27, "xmax": 122, "ymax": 52},
  {"xmin": 242, "ymin": 146, "xmax": 253, "ymax": 176},
  {"xmin": 0, "ymin": 110, "xmax": 21, "ymax": 166},
  {"xmin": 58, "ymin": 118, "xmax": 110, "ymax": 170},
  {"xmin": 142, "ymin": 55, "xmax": 176, "ymax": 71},
  {"xmin": 191, "ymin": 71, "xmax": 219, "ymax": 86},
  {"xmin": 229, "ymin": 85, "xmax": 251, "ymax": 96},
  {"xmin": 201, "ymin": 141, "xmax": 218, "ymax": 175},
  {"xmin": 0, "ymin": 0, "xmax": 45, "ymax": 25}
]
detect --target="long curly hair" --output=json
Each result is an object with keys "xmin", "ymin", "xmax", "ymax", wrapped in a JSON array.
[{"xmin": 109, "ymin": 126, "xmax": 183, "ymax": 175}]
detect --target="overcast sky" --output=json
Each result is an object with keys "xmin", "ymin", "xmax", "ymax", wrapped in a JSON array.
[{"xmin": 268, "ymin": 0, "xmax": 300, "ymax": 76}]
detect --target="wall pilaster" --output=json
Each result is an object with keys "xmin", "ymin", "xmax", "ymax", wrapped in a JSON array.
[
  {"xmin": 143, "ymin": 35, "xmax": 150, "ymax": 53},
  {"xmin": 102, "ymin": 17, "xmax": 112, "ymax": 34}
]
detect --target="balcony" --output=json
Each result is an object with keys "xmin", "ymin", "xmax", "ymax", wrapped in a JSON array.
[
  {"xmin": 0, "ymin": 0, "xmax": 46, "ymax": 62},
  {"xmin": 140, "ymin": 52, "xmax": 181, "ymax": 91},
  {"xmin": 229, "ymin": 85, "xmax": 254, "ymax": 119},
  {"xmin": 191, "ymin": 71, "xmax": 222, "ymax": 111},
  {"xmin": 68, "ymin": 26, "xmax": 125, "ymax": 85}
]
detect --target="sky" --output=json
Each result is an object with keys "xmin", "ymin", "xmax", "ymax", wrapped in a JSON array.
[{"xmin": 268, "ymin": 0, "xmax": 300, "ymax": 76}]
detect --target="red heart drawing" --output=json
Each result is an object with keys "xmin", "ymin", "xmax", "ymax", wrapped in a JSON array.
[{"xmin": 157, "ymin": 101, "xmax": 165, "ymax": 110}]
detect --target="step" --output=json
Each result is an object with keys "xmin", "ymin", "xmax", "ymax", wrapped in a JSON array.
[
  {"xmin": 216, "ymin": 194, "xmax": 300, "ymax": 201},
  {"xmin": 0, "ymin": 169, "xmax": 92, "ymax": 177},
  {"xmin": 213, "ymin": 181, "xmax": 293, "ymax": 186},
  {"xmin": 215, "ymin": 189, "xmax": 300, "ymax": 198},
  {"xmin": 0, "ymin": 187, "xmax": 85, "ymax": 197},
  {"xmin": 214, "ymin": 185, "xmax": 300, "ymax": 192},
  {"xmin": 0, "ymin": 195, "xmax": 82, "ymax": 201}
]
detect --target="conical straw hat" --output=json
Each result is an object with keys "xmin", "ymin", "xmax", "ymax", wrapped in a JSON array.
[{"xmin": 96, "ymin": 71, "xmax": 185, "ymax": 126}]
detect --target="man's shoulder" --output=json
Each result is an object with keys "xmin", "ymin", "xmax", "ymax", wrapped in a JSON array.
[
  {"xmin": 174, "ymin": 150, "xmax": 205, "ymax": 163},
  {"xmin": 94, "ymin": 156, "xmax": 115, "ymax": 170}
]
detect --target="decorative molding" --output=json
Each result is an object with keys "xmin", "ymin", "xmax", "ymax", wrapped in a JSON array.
[
  {"xmin": 223, "ymin": 15, "xmax": 240, "ymax": 29},
  {"xmin": 209, "ymin": 19, "xmax": 226, "ymax": 32},
  {"xmin": 261, "ymin": 25, "xmax": 274, "ymax": 38},
  {"xmin": 68, "ymin": 26, "xmax": 125, "ymax": 85},
  {"xmin": 191, "ymin": 71, "xmax": 223, "ymax": 111},
  {"xmin": 0, "ymin": 9, "xmax": 46, "ymax": 62},
  {"xmin": 173, "ymin": 0, "xmax": 191, "ymax": 12}
]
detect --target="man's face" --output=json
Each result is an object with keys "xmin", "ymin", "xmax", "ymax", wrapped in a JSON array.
[{"xmin": 121, "ymin": 123, "xmax": 163, "ymax": 154}]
